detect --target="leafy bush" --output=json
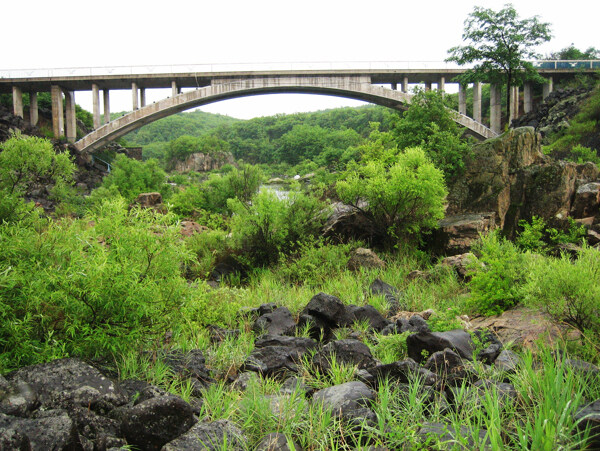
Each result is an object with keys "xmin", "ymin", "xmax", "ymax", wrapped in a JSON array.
[
  {"xmin": 516, "ymin": 216, "xmax": 586, "ymax": 253},
  {"xmin": 0, "ymin": 132, "xmax": 75, "ymax": 222},
  {"xmin": 0, "ymin": 199, "xmax": 194, "ymax": 371},
  {"xmin": 336, "ymin": 147, "xmax": 447, "ymax": 247},
  {"xmin": 467, "ymin": 231, "xmax": 530, "ymax": 315},
  {"xmin": 524, "ymin": 246, "xmax": 600, "ymax": 335},
  {"xmin": 228, "ymin": 188, "xmax": 328, "ymax": 267},
  {"xmin": 165, "ymin": 134, "xmax": 231, "ymax": 169},
  {"xmin": 95, "ymin": 154, "xmax": 170, "ymax": 202}
]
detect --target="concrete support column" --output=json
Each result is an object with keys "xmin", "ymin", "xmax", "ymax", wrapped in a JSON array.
[
  {"xmin": 458, "ymin": 83, "xmax": 467, "ymax": 115},
  {"xmin": 391, "ymin": 82, "xmax": 397, "ymax": 90},
  {"xmin": 438, "ymin": 76, "xmax": 445, "ymax": 94},
  {"xmin": 424, "ymin": 81, "xmax": 432, "ymax": 91},
  {"xmin": 543, "ymin": 76, "xmax": 554, "ymax": 99},
  {"xmin": 29, "ymin": 92, "xmax": 38, "ymax": 126},
  {"xmin": 132, "ymin": 82, "xmax": 139, "ymax": 110},
  {"xmin": 103, "ymin": 89, "xmax": 110, "ymax": 124},
  {"xmin": 523, "ymin": 83, "xmax": 533, "ymax": 113},
  {"xmin": 140, "ymin": 88, "xmax": 146, "ymax": 107},
  {"xmin": 92, "ymin": 83, "xmax": 101, "ymax": 129},
  {"xmin": 12, "ymin": 86, "xmax": 24, "ymax": 118},
  {"xmin": 64, "ymin": 90, "xmax": 76, "ymax": 143},
  {"xmin": 490, "ymin": 84, "xmax": 502, "ymax": 134},
  {"xmin": 510, "ymin": 86, "xmax": 519, "ymax": 122},
  {"xmin": 51, "ymin": 85, "xmax": 64, "ymax": 138},
  {"xmin": 401, "ymin": 76, "xmax": 408, "ymax": 93},
  {"xmin": 472, "ymin": 82, "xmax": 482, "ymax": 123},
  {"xmin": 171, "ymin": 81, "xmax": 180, "ymax": 97}
]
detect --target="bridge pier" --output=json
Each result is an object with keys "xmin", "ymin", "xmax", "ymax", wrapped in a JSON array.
[
  {"xmin": 29, "ymin": 92, "xmax": 38, "ymax": 126},
  {"xmin": 543, "ymin": 76, "xmax": 553, "ymax": 99},
  {"xmin": 103, "ymin": 89, "xmax": 110, "ymax": 124},
  {"xmin": 402, "ymin": 76, "xmax": 408, "ymax": 93},
  {"xmin": 51, "ymin": 85, "xmax": 64, "ymax": 138},
  {"xmin": 524, "ymin": 83, "xmax": 533, "ymax": 113},
  {"xmin": 12, "ymin": 86, "xmax": 23, "ymax": 118},
  {"xmin": 490, "ymin": 84, "xmax": 501, "ymax": 134},
  {"xmin": 171, "ymin": 81, "xmax": 180, "ymax": 97},
  {"xmin": 132, "ymin": 82, "xmax": 139, "ymax": 110},
  {"xmin": 140, "ymin": 88, "xmax": 146, "ymax": 107},
  {"xmin": 473, "ymin": 82, "xmax": 482, "ymax": 123},
  {"xmin": 510, "ymin": 86, "xmax": 520, "ymax": 123},
  {"xmin": 92, "ymin": 83, "xmax": 101, "ymax": 129},
  {"xmin": 458, "ymin": 83, "xmax": 467, "ymax": 115},
  {"xmin": 438, "ymin": 76, "xmax": 445, "ymax": 94},
  {"xmin": 65, "ymin": 90, "xmax": 76, "ymax": 143}
]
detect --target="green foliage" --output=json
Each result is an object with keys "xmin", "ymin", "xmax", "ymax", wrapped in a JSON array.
[
  {"xmin": 393, "ymin": 89, "xmax": 471, "ymax": 179},
  {"xmin": 0, "ymin": 199, "xmax": 194, "ymax": 372},
  {"xmin": 336, "ymin": 146, "xmax": 448, "ymax": 246},
  {"xmin": 570, "ymin": 144, "xmax": 600, "ymax": 165},
  {"xmin": 93, "ymin": 154, "xmax": 169, "ymax": 202},
  {"xmin": 467, "ymin": 231, "xmax": 529, "ymax": 315},
  {"xmin": 524, "ymin": 246, "xmax": 600, "ymax": 336},
  {"xmin": 228, "ymin": 188, "xmax": 328, "ymax": 267},
  {"xmin": 548, "ymin": 45, "xmax": 600, "ymax": 60},
  {"xmin": 0, "ymin": 132, "xmax": 75, "ymax": 222},
  {"xmin": 169, "ymin": 164, "xmax": 263, "ymax": 216},
  {"xmin": 447, "ymin": 4, "xmax": 552, "ymax": 119},
  {"xmin": 516, "ymin": 216, "xmax": 587, "ymax": 253}
]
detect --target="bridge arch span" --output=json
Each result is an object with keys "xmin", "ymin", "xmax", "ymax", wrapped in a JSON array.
[{"xmin": 74, "ymin": 77, "xmax": 496, "ymax": 153}]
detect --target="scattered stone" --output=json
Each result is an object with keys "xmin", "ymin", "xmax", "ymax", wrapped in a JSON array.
[
  {"xmin": 119, "ymin": 395, "xmax": 197, "ymax": 450},
  {"xmin": 494, "ymin": 350, "xmax": 522, "ymax": 373},
  {"xmin": 313, "ymin": 381, "xmax": 377, "ymax": 425},
  {"xmin": 162, "ymin": 419, "xmax": 246, "ymax": 450},
  {"xmin": 280, "ymin": 376, "xmax": 313, "ymax": 396},
  {"xmin": 298, "ymin": 293, "xmax": 354, "ymax": 340},
  {"xmin": 232, "ymin": 372, "xmax": 260, "ymax": 392},
  {"xmin": 0, "ymin": 380, "xmax": 38, "ymax": 417},
  {"xmin": 243, "ymin": 335, "xmax": 318, "ymax": 377},
  {"xmin": 161, "ymin": 349, "xmax": 214, "ymax": 388},
  {"xmin": 431, "ymin": 213, "xmax": 496, "ymax": 255},
  {"xmin": 322, "ymin": 201, "xmax": 376, "ymax": 243},
  {"xmin": 180, "ymin": 220, "xmax": 209, "ymax": 237},
  {"xmin": 314, "ymin": 339, "xmax": 377, "ymax": 372},
  {"xmin": 255, "ymin": 432, "xmax": 303, "ymax": 451},
  {"xmin": 206, "ymin": 325, "xmax": 240, "ymax": 343},
  {"xmin": 133, "ymin": 192, "xmax": 162, "ymax": 208},
  {"xmin": 471, "ymin": 379, "xmax": 519, "ymax": 410},
  {"xmin": 574, "ymin": 399, "xmax": 600, "ymax": 449},
  {"xmin": 253, "ymin": 307, "xmax": 297, "ymax": 336},
  {"xmin": 0, "ymin": 410, "xmax": 82, "ymax": 450},
  {"xmin": 366, "ymin": 359, "xmax": 437, "ymax": 387},
  {"xmin": 424, "ymin": 349, "xmax": 466, "ymax": 380},
  {"xmin": 417, "ymin": 422, "xmax": 490, "ymax": 450},
  {"xmin": 571, "ymin": 182, "xmax": 600, "ymax": 218},
  {"xmin": 406, "ymin": 330, "xmax": 475, "ymax": 363},
  {"xmin": 406, "ymin": 269, "xmax": 432, "ymax": 281},
  {"xmin": 369, "ymin": 279, "xmax": 405, "ymax": 314},
  {"xmin": 347, "ymin": 304, "xmax": 391, "ymax": 332},
  {"xmin": 440, "ymin": 253, "xmax": 476, "ymax": 281},
  {"xmin": 347, "ymin": 248, "xmax": 386, "ymax": 271}
]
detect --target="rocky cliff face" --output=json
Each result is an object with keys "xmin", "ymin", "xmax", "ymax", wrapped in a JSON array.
[
  {"xmin": 173, "ymin": 152, "xmax": 236, "ymax": 173},
  {"xmin": 446, "ymin": 127, "xmax": 600, "ymax": 238}
]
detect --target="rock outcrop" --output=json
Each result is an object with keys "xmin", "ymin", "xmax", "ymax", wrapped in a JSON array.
[{"xmin": 173, "ymin": 152, "xmax": 236, "ymax": 173}]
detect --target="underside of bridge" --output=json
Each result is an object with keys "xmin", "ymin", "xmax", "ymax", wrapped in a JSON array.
[{"xmin": 74, "ymin": 77, "xmax": 497, "ymax": 153}]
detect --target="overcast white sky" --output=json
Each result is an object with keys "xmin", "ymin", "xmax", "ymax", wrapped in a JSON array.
[{"xmin": 3, "ymin": 0, "xmax": 599, "ymax": 119}]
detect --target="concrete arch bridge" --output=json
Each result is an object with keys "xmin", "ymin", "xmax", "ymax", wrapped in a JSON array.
[{"xmin": 75, "ymin": 76, "xmax": 495, "ymax": 153}]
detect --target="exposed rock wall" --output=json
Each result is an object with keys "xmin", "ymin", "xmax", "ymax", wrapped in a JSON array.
[
  {"xmin": 446, "ymin": 127, "xmax": 600, "ymax": 238},
  {"xmin": 173, "ymin": 152, "xmax": 236, "ymax": 173}
]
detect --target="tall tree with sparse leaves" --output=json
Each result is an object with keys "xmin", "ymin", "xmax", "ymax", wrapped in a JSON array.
[{"xmin": 446, "ymin": 4, "xmax": 552, "ymax": 122}]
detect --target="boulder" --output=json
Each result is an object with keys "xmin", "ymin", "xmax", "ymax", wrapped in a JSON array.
[
  {"xmin": 313, "ymin": 339, "xmax": 377, "ymax": 372},
  {"xmin": 322, "ymin": 201, "xmax": 376, "ymax": 243},
  {"xmin": 571, "ymin": 182, "xmax": 600, "ymax": 218},
  {"xmin": 5, "ymin": 358, "xmax": 127, "ymax": 414},
  {"xmin": 347, "ymin": 248, "xmax": 386, "ymax": 271},
  {"xmin": 298, "ymin": 293, "xmax": 354, "ymax": 340},
  {"xmin": 180, "ymin": 220, "xmax": 209, "ymax": 237},
  {"xmin": 255, "ymin": 432, "xmax": 303, "ymax": 451},
  {"xmin": 494, "ymin": 350, "xmax": 522, "ymax": 373},
  {"xmin": 242, "ymin": 335, "xmax": 318, "ymax": 377},
  {"xmin": 366, "ymin": 359, "xmax": 437, "ymax": 387},
  {"xmin": 574, "ymin": 400, "xmax": 600, "ymax": 449},
  {"xmin": 253, "ymin": 307, "xmax": 297, "ymax": 336},
  {"xmin": 369, "ymin": 279, "xmax": 405, "ymax": 314},
  {"xmin": 0, "ymin": 410, "xmax": 82, "ymax": 450},
  {"xmin": 431, "ymin": 214, "xmax": 496, "ymax": 255},
  {"xmin": 440, "ymin": 253, "xmax": 476, "ymax": 281},
  {"xmin": 162, "ymin": 419, "xmax": 246, "ymax": 450},
  {"xmin": 423, "ymin": 349, "xmax": 466, "ymax": 380},
  {"xmin": 0, "ymin": 380, "xmax": 38, "ymax": 417},
  {"xmin": 346, "ymin": 305, "xmax": 391, "ymax": 332},
  {"xmin": 313, "ymin": 381, "xmax": 377, "ymax": 425},
  {"xmin": 417, "ymin": 422, "xmax": 491, "ymax": 450},
  {"xmin": 161, "ymin": 349, "xmax": 213, "ymax": 389},
  {"xmin": 406, "ymin": 330, "xmax": 475, "ymax": 363},
  {"xmin": 118, "ymin": 395, "xmax": 197, "ymax": 450},
  {"xmin": 133, "ymin": 192, "xmax": 163, "ymax": 208}
]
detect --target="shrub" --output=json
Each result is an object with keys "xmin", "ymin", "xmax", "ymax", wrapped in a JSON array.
[
  {"xmin": 524, "ymin": 246, "xmax": 600, "ymax": 335},
  {"xmin": 467, "ymin": 231, "xmax": 530, "ymax": 315},
  {"xmin": 0, "ymin": 198, "xmax": 194, "ymax": 371},
  {"xmin": 228, "ymin": 188, "xmax": 328, "ymax": 267},
  {"xmin": 336, "ymin": 147, "xmax": 447, "ymax": 247}
]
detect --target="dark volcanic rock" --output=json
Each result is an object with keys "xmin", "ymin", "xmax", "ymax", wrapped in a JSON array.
[
  {"xmin": 366, "ymin": 359, "xmax": 437, "ymax": 387},
  {"xmin": 119, "ymin": 395, "xmax": 197, "ymax": 450},
  {"xmin": 255, "ymin": 432, "xmax": 303, "ymax": 451},
  {"xmin": 253, "ymin": 307, "xmax": 297, "ymax": 336},
  {"xmin": 162, "ymin": 419, "xmax": 246, "ymax": 450},
  {"xmin": 243, "ymin": 335, "xmax": 318, "ymax": 377},
  {"xmin": 313, "ymin": 339, "xmax": 377, "ymax": 372},
  {"xmin": 6, "ymin": 358, "xmax": 127, "ymax": 414},
  {"xmin": 347, "ymin": 305, "xmax": 391, "ymax": 332},
  {"xmin": 369, "ymin": 278, "xmax": 404, "ymax": 314},
  {"xmin": 574, "ymin": 399, "xmax": 600, "ymax": 449},
  {"xmin": 313, "ymin": 381, "xmax": 377, "ymax": 425},
  {"xmin": 0, "ymin": 410, "xmax": 82, "ymax": 450},
  {"xmin": 406, "ymin": 330, "xmax": 475, "ymax": 363},
  {"xmin": 347, "ymin": 248, "xmax": 386, "ymax": 271},
  {"xmin": 298, "ymin": 293, "xmax": 354, "ymax": 340},
  {"xmin": 424, "ymin": 349, "xmax": 466, "ymax": 380}
]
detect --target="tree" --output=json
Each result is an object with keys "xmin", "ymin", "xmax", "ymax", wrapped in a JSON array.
[
  {"xmin": 336, "ymin": 147, "xmax": 447, "ymax": 247},
  {"xmin": 446, "ymin": 4, "xmax": 552, "ymax": 123},
  {"xmin": 548, "ymin": 44, "xmax": 599, "ymax": 60}
]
